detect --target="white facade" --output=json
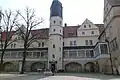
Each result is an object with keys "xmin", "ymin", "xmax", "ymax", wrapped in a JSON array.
[
  {"xmin": 0, "ymin": 0, "xmax": 107, "ymax": 73},
  {"xmin": 48, "ymin": 16, "xmax": 63, "ymax": 70}
]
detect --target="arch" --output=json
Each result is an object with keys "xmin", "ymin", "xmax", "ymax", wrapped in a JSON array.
[
  {"xmin": 65, "ymin": 62, "xmax": 82, "ymax": 72},
  {"xmin": 84, "ymin": 62, "xmax": 95, "ymax": 72},
  {"xmin": 3, "ymin": 62, "xmax": 14, "ymax": 72},
  {"xmin": 31, "ymin": 62, "xmax": 45, "ymax": 72}
]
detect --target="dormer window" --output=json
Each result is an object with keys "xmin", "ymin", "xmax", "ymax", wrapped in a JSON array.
[
  {"xmin": 14, "ymin": 43, "xmax": 16, "ymax": 48},
  {"xmin": 89, "ymin": 25, "xmax": 91, "ymax": 28},
  {"xmin": 84, "ymin": 25, "xmax": 86, "ymax": 28},
  {"xmin": 38, "ymin": 43, "xmax": 41, "ymax": 47}
]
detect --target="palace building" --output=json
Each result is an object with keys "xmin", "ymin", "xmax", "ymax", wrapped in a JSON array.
[{"xmin": 1, "ymin": 0, "xmax": 118, "ymax": 73}]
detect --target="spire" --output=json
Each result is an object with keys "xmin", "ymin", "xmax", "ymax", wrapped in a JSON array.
[{"xmin": 50, "ymin": 0, "xmax": 63, "ymax": 18}]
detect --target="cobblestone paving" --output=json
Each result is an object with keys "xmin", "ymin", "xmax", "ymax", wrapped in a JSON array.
[{"xmin": 0, "ymin": 73, "xmax": 120, "ymax": 80}]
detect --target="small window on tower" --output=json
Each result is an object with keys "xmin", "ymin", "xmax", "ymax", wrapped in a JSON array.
[
  {"xmin": 52, "ymin": 54, "xmax": 55, "ymax": 58},
  {"xmin": 53, "ymin": 44, "xmax": 55, "ymax": 48},
  {"xmin": 53, "ymin": 29, "xmax": 55, "ymax": 32},
  {"xmin": 60, "ymin": 30, "xmax": 61, "ymax": 33},
  {"xmin": 60, "ymin": 37, "xmax": 61, "ymax": 40},
  {"xmin": 54, "ymin": 20, "xmax": 56, "ymax": 24},
  {"xmin": 59, "ymin": 47, "xmax": 61, "ymax": 52}
]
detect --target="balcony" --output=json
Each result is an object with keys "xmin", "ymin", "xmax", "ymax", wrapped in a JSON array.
[
  {"xmin": 94, "ymin": 42, "xmax": 110, "ymax": 59},
  {"xmin": 2, "ymin": 51, "xmax": 48, "ymax": 61}
]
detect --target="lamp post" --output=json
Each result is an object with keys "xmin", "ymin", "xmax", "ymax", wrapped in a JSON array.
[{"xmin": 105, "ymin": 39, "xmax": 114, "ymax": 75}]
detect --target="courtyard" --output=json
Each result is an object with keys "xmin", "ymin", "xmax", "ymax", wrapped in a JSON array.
[{"xmin": 0, "ymin": 73, "xmax": 120, "ymax": 80}]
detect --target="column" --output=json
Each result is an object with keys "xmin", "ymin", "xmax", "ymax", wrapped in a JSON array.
[
  {"xmin": 19, "ymin": 61, "xmax": 22, "ymax": 72},
  {"xmin": 82, "ymin": 64, "xmax": 85, "ymax": 72}
]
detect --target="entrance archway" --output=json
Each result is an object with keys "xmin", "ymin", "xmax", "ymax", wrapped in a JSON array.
[
  {"xmin": 31, "ymin": 62, "xmax": 45, "ymax": 72},
  {"xmin": 84, "ymin": 62, "xmax": 95, "ymax": 72},
  {"xmin": 65, "ymin": 62, "xmax": 82, "ymax": 72},
  {"xmin": 3, "ymin": 62, "xmax": 14, "ymax": 72}
]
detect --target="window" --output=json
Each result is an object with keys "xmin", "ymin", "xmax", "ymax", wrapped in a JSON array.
[
  {"xmin": 63, "ymin": 42, "xmax": 64, "ymax": 46},
  {"xmin": 91, "ymin": 31, "xmax": 94, "ymax": 34},
  {"xmin": 60, "ymin": 37, "xmax": 61, "ymax": 40},
  {"xmin": 84, "ymin": 25, "xmax": 86, "ymax": 28},
  {"xmin": 60, "ymin": 21, "xmax": 62, "ymax": 25},
  {"xmin": 42, "ymin": 42, "xmax": 44, "ymax": 47},
  {"xmin": 53, "ymin": 29, "xmax": 55, "ymax": 32},
  {"xmin": 89, "ymin": 25, "xmax": 91, "ymax": 28},
  {"xmin": 89, "ymin": 40, "xmax": 93, "ymax": 45},
  {"xmin": 70, "ymin": 41, "xmax": 73, "ymax": 46},
  {"xmin": 27, "ymin": 52, "xmax": 32, "ymax": 58},
  {"xmin": 90, "ymin": 50, "xmax": 94, "ymax": 57},
  {"xmin": 69, "ymin": 51, "xmax": 77, "ymax": 58},
  {"xmin": 74, "ymin": 41, "xmax": 76, "ymax": 45},
  {"xmin": 53, "ymin": 44, "xmax": 55, "ymax": 48},
  {"xmin": 38, "ymin": 43, "xmax": 41, "ymax": 47},
  {"xmin": 82, "ymin": 32, "xmax": 85, "ymax": 35},
  {"xmin": 110, "ymin": 38, "xmax": 119, "ymax": 51},
  {"xmin": 85, "ymin": 40, "xmax": 88, "ymax": 45},
  {"xmin": 60, "ymin": 30, "xmax": 61, "ymax": 33},
  {"xmin": 78, "ymin": 50, "xmax": 85, "ymax": 58},
  {"xmin": 10, "ymin": 52, "xmax": 17, "ymax": 58},
  {"xmin": 59, "ymin": 47, "xmax": 61, "ymax": 52},
  {"xmin": 33, "ymin": 52, "xmax": 37, "ymax": 58},
  {"xmin": 63, "ymin": 51, "xmax": 68, "ymax": 58},
  {"xmin": 54, "ymin": 20, "xmax": 56, "ymax": 24},
  {"xmin": 11, "ymin": 44, "xmax": 13, "ymax": 48},
  {"xmin": 52, "ymin": 54, "xmax": 55, "ymax": 58},
  {"xmin": 36, "ymin": 52, "xmax": 40, "ymax": 58},
  {"xmin": 100, "ymin": 44, "xmax": 108, "ymax": 54},
  {"xmin": 14, "ymin": 43, "xmax": 16, "ymax": 48},
  {"xmin": 41, "ymin": 52, "xmax": 45, "ymax": 58}
]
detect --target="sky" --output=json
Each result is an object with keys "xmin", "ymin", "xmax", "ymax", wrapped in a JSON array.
[{"xmin": 0, "ymin": 0, "xmax": 104, "ymax": 29}]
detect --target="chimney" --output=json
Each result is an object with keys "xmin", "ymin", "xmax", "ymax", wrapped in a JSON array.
[{"xmin": 64, "ymin": 23, "xmax": 67, "ymax": 27}]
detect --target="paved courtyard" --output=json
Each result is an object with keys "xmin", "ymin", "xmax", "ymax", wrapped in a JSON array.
[{"xmin": 0, "ymin": 73, "xmax": 120, "ymax": 80}]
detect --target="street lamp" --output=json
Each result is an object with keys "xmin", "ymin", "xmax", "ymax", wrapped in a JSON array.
[{"xmin": 105, "ymin": 39, "xmax": 114, "ymax": 75}]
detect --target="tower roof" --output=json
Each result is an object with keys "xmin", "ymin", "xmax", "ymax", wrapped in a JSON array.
[{"xmin": 50, "ymin": 0, "xmax": 63, "ymax": 18}]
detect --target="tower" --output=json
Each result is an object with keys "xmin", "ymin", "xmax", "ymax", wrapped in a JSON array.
[{"xmin": 48, "ymin": 0, "xmax": 63, "ymax": 71}]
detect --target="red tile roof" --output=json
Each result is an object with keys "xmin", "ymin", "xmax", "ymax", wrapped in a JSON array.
[
  {"xmin": 1, "ymin": 31, "xmax": 15, "ymax": 41},
  {"xmin": 63, "ymin": 26, "xmax": 79, "ymax": 38},
  {"xmin": 31, "ymin": 28, "xmax": 49, "ymax": 39},
  {"xmin": 1, "ymin": 24, "xmax": 104, "ymax": 40}
]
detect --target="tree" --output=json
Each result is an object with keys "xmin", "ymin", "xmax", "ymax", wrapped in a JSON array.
[
  {"xmin": 0, "ymin": 10, "xmax": 19, "ymax": 72},
  {"xmin": 16, "ymin": 8, "xmax": 43, "ymax": 74}
]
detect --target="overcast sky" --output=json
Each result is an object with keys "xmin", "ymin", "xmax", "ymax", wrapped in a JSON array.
[{"xmin": 0, "ymin": 0, "xmax": 104, "ymax": 29}]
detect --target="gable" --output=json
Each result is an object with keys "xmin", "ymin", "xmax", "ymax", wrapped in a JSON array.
[{"xmin": 78, "ymin": 19, "xmax": 99, "ymax": 30}]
